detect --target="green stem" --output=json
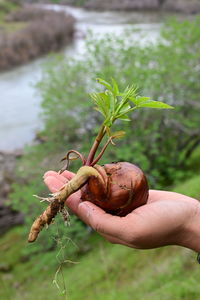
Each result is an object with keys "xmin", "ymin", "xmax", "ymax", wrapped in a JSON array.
[{"xmin": 85, "ymin": 124, "xmax": 106, "ymax": 166}]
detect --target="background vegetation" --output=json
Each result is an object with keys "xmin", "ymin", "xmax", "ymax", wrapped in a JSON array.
[{"xmin": 1, "ymin": 15, "xmax": 200, "ymax": 299}]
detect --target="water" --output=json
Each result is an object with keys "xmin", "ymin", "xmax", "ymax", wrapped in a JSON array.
[{"xmin": 0, "ymin": 5, "xmax": 163, "ymax": 152}]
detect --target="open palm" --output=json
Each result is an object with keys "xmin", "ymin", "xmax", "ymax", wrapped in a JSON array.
[{"xmin": 44, "ymin": 170, "xmax": 199, "ymax": 251}]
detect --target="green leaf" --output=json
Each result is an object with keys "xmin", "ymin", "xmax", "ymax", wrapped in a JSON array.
[
  {"xmin": 122, "ymin": 85, "xmax": 138, "ymax": 103},
  {"xmin": 93, "ymin": 107, "xmax": 105, "ymax": 117},
  {"xmin": 111, "ymin": 78, "xmax": 119, "ymax": 96},
  {"xmin": 106, "ymin": 90, "xmax": 116, "ymax": 113},
  {"xmin": 90, "ymin": 93, "xmax": 108, "ymax": 117},
  {"xmin": 118, "ymin": 103, "xmax": 131, "ymax": 114},
  {"xmin": 137, "ymin": 100, "xmax": 174, "ymax": 109},
  {"xmin": 96, "ymin": 78, "xmax": 112, "ymax": 91},
  {"xmin": 99, "ymin": 92, "xmax": 110, "ymax": 110},
  {"xmin": 94, "ymin": 78, "xmax": 174, "ymax": 126},
  {"xmin": 129, "ymin": 96, "xmax": 150, "ymax": 106},
  {"xmin": 136, "ymin": 96, "xmax": 150, "ymax": 102},
  {"xmin": 118, "ymin": 114, "xmax": 131, "ymax": 121}
]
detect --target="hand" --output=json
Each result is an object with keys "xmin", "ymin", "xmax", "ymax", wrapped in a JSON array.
[{"xmin": 44, "ymin": 170, "xmax": 200, "ymax": 252}]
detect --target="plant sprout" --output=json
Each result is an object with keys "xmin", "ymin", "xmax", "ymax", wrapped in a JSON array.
[{"xmin": 28, "ymin": 78, "xmax": 173, "ymax": 243}]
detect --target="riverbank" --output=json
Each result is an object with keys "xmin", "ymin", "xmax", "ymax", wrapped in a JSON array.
[
  {"xmin": 84, "ymin": 0, "xmax": 200, "ymax": 14},
  {"xmin": 0, "ymin": 5, "xmax": 75, "ymax": 72},
  {"xmin": 47, "ymin": 0, "xmax": 200, "ymax": 14}
]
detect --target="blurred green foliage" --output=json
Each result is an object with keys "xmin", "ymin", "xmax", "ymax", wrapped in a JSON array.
[
  {"xmin": 0, "ymin": 0, "xmax": 19, "ymax": 16},
  {"xmin": 10, "ymin": 16, "xmax": 200, "ymax": 256},
  {"xmin": 49, "ymin": 0, "xmax": 88, "ymax": 5},
  {"xmin": 37, "ymin": 16, "xmax": 200, "ymax": 185},
  {"xmin": 0, "ymin": 0, "xmax": 19, "ymax": 23}
]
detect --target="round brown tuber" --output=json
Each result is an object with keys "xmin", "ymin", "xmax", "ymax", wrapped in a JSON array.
[{"xmin": 81, "ymin": 162, "xmax": 149, "ymax": 216}]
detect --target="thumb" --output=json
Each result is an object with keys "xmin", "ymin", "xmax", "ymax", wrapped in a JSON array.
[{"xmin": 77, "ymin": 201, "xmax": 124, "ymax": 238}]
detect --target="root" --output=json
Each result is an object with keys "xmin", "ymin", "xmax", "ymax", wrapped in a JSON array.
[
  {"xmin": 59, "ymin": 150, "xmax": 86, "ymax": 173},
  {"xmin": 28, "ymin": 166, "xmax": 103, "ymax": 243}
]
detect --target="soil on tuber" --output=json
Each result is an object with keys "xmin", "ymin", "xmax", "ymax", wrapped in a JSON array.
[{"xmin": 28, "ymin": 78, "xmax": 173, "ymax": 243}]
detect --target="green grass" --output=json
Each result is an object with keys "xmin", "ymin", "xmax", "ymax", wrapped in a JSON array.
[
  {"xmin": 0, "ymin": 0, "xmax": 19, "ymax": 20},
  {"xmin": 173, "ymin": 175, "xmax": 200, "ymax": 199},
  {"xmin": 0, "ymin": 0, "xmax": 26, "ymax": 33},
  {"xmin": 1, "ymin": 173, "xmax": 200, "ymax": 300}
]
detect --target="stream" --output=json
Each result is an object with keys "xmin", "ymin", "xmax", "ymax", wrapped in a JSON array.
[{"xmin": 0, "ymin": 4, "xmax": 166, "ymax": 152}]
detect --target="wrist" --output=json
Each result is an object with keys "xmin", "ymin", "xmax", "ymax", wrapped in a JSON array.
[{"xmin": 178, "ymin": 199, "xmax": 200, "ymax": 252}]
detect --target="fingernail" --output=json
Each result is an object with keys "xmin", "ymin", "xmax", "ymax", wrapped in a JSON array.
[
  {"xmin": 43, "ymin": 171, "xmax": 56, "ymax": 179},
  {"xmin": 43, "ymin": 172, "xmax": 50, "ymax": 179}
]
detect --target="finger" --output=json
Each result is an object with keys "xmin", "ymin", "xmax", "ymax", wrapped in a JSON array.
[
  {"xmin": 44, "ymin": 176, "xmax": 65, "ymax": 193},
  {"xmin": 44, "ymin": 173, "xmax": 82, "ymax": 213},
  {"xmin": 76, "ymin": 201, "xmax": 128, "ymax": 240},
  {"xmin": 44, "ymin": 170, "xmax": 74, "ymax": 181},
  {"xmin": 59, "ymin": 170, "xmax": 75, "ymax": 180},
  {"xmin": 44, "ymin": 170, "xmax": 59, "ymax": 179},
  {"xmin": 44, "ymin": 172, "xmax": 68, "ymax": 186},
  {"xmin": 65, "ymin": 190, "xmax": 82, "ymax": 214}
]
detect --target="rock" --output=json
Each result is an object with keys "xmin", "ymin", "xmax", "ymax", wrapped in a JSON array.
[{"xmin": 0, "ymin": 151, "xmax": 24, "ymax": 236}]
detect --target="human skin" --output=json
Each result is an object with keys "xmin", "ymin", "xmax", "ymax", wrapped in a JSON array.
[{"xmin": 44, "ymin": 170, "xmax": 200, "ymax": 253}]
